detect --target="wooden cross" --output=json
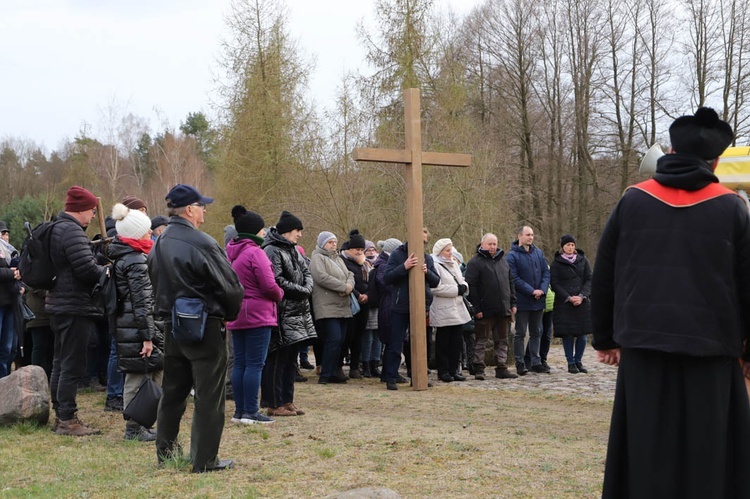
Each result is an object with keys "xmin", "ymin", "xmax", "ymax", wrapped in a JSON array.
[{"xmin": 352, "ymin": 88, "xmax": 472, "ymax": 390}]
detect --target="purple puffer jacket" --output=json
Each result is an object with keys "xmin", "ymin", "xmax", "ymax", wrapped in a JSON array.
[{"xmin": 226, "ymin": 238, "xmax": 284, "ymax": 330}]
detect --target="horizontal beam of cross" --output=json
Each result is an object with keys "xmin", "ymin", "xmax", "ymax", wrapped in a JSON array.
[{"xmin": 352, "ymin": 148, "xmax": 471, "ymax": 168}]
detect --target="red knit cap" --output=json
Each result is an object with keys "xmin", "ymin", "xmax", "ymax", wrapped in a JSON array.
[{"xmin": 65, "ymin": 186, "xmax": 98, "ymax": 212}]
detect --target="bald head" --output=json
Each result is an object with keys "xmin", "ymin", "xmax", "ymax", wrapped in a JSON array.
[{"xmin": 480, "ymin": 233, "xmax": 498, "ymax": 256}]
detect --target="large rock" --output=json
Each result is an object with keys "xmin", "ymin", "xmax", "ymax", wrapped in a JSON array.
[
  {"xmin": 326, "ymin": 488, "xmax": 400, "ymax": 499},
  {"xmin": 0, "ymin": 365, "xmax": 50, "ymax": 425}
]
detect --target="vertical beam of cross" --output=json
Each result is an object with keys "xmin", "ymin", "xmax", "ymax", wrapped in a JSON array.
[{"xmin": 352, "ymin": 88, "xmax": 471, "ymax": 390}]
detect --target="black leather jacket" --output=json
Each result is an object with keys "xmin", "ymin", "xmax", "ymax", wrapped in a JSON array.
[
  {"xmin": 147, "ymin": 216, "xmax": 243, "ymax": 321},
  {"xmin": 262, "ymin": 228, "xmax": 316, "ymax": 352},
  {"xmin": 46, "ymin": 212, "xmax": 105, "ymax": 317},
  {"xmin": 107, "ymin": 239, "xmax": 164, "ymax": 373}
]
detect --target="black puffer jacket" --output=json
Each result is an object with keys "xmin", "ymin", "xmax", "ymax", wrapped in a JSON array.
[
  {"xmin": 46, "ymin": 212, "xmax": 105, "ymax": 317},
  {"xmin": 107, "ymin": 240, "xmax": 163, "ymax": 373},
  {"xmin": 148, "ymin": 216, "xmax": 243, "ymax": 321},
  {"xmin": 550, "ymin": 250, "xmax": 592, "ymax": 337},
  {"xmin": 464, "ymin": 246, "xmax": 516, "ymax": 318},
  {"xmin": 262, "ymin": 228, "xmax": 316, "ymax": 352}
]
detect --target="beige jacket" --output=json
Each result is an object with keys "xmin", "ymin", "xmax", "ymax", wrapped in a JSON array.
[
  {"xmin": 310, "ymin": 246, "xmax": 355, "ymax": 320},
  {"xmin": 430, "ymin": 257, "xmax": 471, "ymax": 327}
]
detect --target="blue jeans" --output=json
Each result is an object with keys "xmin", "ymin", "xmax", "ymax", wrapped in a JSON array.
[
  {"xmin": 361, "ymin": 328, "xmax": 382, "ymax": 362},
  {"xmin": 0, "ymin": 305, "xmax": 16, "ymax": 378},
  {"xmin": 384, "ymin": 312, "xmax": 409, "ymax": 381},
  {"xmin": 513, "ymin": 309, "xmax": 544, "ymax": 368},
  {"xmin": 299, "ymin": 343, "xmax": 309, "ymax": 363},
  {"xmin": 318, "ymin": 318, "xmax": 347, "ymax": 379},
  {"xmin": 562, "ymin": 335, "xmax": 588, "ymax": 365},
  {"xmin": 106, "ymin": 334, "xmax": 124, "ymax": 400},
  {"xmin": 231, "ymin": 327, "xmax": 271, "ymax": 416}
]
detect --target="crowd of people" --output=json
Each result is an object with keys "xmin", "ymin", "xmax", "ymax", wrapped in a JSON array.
[
  {"xmin": 1, "ymin": 106, "xmax": 747, "ymax": 496},
  {"xmin": 0, "ymin": 182, "xmax": 593, "ymax": 472}
]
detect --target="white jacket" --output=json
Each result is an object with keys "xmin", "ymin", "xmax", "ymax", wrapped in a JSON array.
[{"xmin": 430, "ymin": 257, "xmax": 471, "ymax": 327}]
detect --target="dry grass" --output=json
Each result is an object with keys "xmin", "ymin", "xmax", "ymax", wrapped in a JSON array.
[{"xmin": 0, "ymin": 375, "xmax": 612, "ymax": 498}]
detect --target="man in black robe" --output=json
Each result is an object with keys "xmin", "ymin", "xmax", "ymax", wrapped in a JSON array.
[{"xmin": 592, "ymin": 107, "xmax": 750, "ymax": 498}]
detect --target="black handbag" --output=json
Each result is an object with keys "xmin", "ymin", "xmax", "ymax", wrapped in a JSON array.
[
  {"xmin": 123, "ymin": 375, "xmax": 163, "ymax": 429},
  {"xmin": 438, "ymin": 263, "xmax": 475, "ymax": 317}
]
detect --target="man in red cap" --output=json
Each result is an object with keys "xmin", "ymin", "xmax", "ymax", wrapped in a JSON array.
[{"xmin": 48, "ymin": 186, "xmax": 107, "ymax": 436}]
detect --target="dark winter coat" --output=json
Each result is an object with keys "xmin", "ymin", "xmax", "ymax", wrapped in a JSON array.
[
  {"xmin": 591, "ymin": 153, "xmax": 750, "ymax": 358},
  {"xmin": 341, "ymin": 251, "xmax": 370, "ymax": 313},
  {"xmin": 0, "ymin": 251, "xmax": 18, "ymax": 308},
  {"xmin": 383, "ymin": 243, "xmax": 440, "ymax": 315},
  {"xmin": 464, "ymin": 246, "xmax": 517, "ymax": 318},
  {"xmin": 370, "ymin": 251, "xmax": 392, "ymax": 342},
  {"xmin": 148, "ymin": 216, "xmax": 243, "ymax": 321},
  {"xmin": 107, "ymin": 239, "xmax": 163, "ymax": 373},
  {"xmin": 262, "ymin": 228, "xmax": 317, "ymax": 352},
  {"xmin": 550, "ymin": 250, "xmax": 592, "ymax": 337},
  {"xmin": 46, "ymin": 212, "xmax": 106, "ymax": 317},
  {"xmin": 505, "ymin": 241, "xmax": 550, "ymax": 312}
]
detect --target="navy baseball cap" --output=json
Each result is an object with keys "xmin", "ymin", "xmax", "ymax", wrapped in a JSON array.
[{"xmin": 165, "ymin": 184, "xmax": 214, "ymax": 208}]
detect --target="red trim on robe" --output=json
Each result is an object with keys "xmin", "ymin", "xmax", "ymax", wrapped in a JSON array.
[{"xmin": 626, "ymin": 179, "xmax": 737, "ymax": 207}]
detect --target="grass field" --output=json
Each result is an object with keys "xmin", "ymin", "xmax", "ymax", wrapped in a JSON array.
[{"xmin": 0, "ymin": 373, "xmax": 612, "ymax": 498}]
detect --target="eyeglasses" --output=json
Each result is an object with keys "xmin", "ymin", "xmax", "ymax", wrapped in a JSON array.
[
  {"xmin": 92, "ymin": 208, "xmax": 98, "ymax": 216},
  {"xmin": 189, "ymin": 202, "xmax": 206, "ymax": 211}
]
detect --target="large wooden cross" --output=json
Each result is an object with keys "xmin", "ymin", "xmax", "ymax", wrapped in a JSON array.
[{"xmin": 352, "ymin": 88, "xmax": 472, "ymax": 390}]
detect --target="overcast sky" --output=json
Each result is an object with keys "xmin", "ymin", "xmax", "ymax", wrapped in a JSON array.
[{"xmin": 0, "ymin": 0, "xmax": 479, "ymax": 152}]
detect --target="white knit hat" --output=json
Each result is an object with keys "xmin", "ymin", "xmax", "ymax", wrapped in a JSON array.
[
  {"xmin": 432, "ymin": 238, "xmax": 453, "ymax": 256},
  {"xmin": 112, "ymin": 203, "xmax": 151, "ymax": 239}
]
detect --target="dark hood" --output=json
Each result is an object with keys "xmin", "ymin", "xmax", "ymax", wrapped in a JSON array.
[
  {"xmin": 653, "ymin": 153, "xmax": 719, "ymax": 191},
  {"xmin": 262, "ymin": 227, "xmax": 296, "ymax": 250},
  {"xmin": 105, "ymin": 239, "xmax": 138, "ymax": 260}
]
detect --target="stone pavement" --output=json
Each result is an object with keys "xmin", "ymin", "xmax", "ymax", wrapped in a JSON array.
[{"xmin": 436, "ymin": 344, "xmax": 618, "ymax": 401}]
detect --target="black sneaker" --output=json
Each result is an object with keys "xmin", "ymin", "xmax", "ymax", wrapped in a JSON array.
[
  {"xmin": 568, "ymin": 364, "xmax": 580, "ymax": 374},
  {"xmin": 395, "ymin": 375, "xmax": 409, "ymax": 384},
  {"xmin": 452, "ymin": 374, "xmax": 466, "ymax": 382},
  {"xmin": 516, "ymin": 365, "xmax": 529, "ymax": 376},
  {"xmin": 386, "ymin": 380, "xmax": 398, "ymax": 391},
  {"xmin": 299, "ymin": 361, "xmax": 315, "ymax": 370},
  {"xmin": 576, "ymin": 363, "xmax": 588, "ymax": 373},
  {"xmin": 104, "ymin": 397, "xmax": 123, "ymax": 412},
  {"xmin": 439, "ymin": 373, "xmax": 454, "ymax": 382},
  {"xmin": 530, "ymin": 364, "xmax": 551, "ymax": 374}
]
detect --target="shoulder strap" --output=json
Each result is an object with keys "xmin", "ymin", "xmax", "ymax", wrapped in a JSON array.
[
  {"xmin": 626, "ymin": 179, "xmax": 737, "ymax": 207},
  {"xmin": 437, "ymin": 262, "xmax": 460, "ymax": 284}
]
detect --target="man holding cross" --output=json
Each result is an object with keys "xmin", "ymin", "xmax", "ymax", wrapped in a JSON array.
[{"xmin": 383, "ymin": 228, "xmax": 440, "ymax": 390}]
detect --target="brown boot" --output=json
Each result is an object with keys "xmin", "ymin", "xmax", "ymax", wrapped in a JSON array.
[
  {"xmin": 55, "ymin": 417, "xmax": 102, "ymax": 436},
  {"xmin": 284, "ymin": 402, "xmax": 305, "ymax": 415},
  {"xmin": 50, "ymin": 417, "xmax": 60, "ymax": 432},
  {"xmin": 267, "ymin": 406, "xmax": 297, "ymax": 417}
]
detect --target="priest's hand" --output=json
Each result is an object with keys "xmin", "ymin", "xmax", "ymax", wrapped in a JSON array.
[{"xmin": 597, "ymin": 348, "xmax": 620, "ymax": 367}]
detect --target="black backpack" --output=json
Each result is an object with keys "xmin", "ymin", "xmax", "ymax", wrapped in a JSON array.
[{"xmin": 18, "ymin": 220, "xmax": 59, "ymax": 290}]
